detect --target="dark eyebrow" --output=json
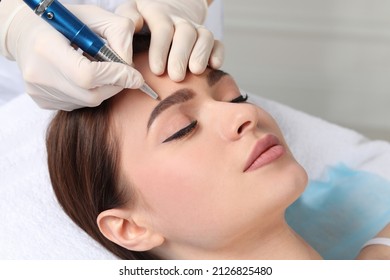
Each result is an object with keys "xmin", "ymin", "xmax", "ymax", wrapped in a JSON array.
[
  {"xmin": 207, "ymin": 69, "xmax": 228, "ymax": 87},
  {"xmin": 147, "ymin": 88, "xmax": 195, "ymax": 130},
  {"xmin": 147, "ymin": 69, "xmax": 229, "ymax": 130}
]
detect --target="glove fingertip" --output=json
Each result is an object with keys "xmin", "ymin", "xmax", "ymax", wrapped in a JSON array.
[
  {"xmin": 168, "ymin": 64, "xmax": 185, "ymax": 82},
  {"xmin": 189, "ymin": 59, "xmax": 207, "ymax": 75},
  {"xmin": 209, "ymin": 40, "xmax": 225, "ymax": 69},
  {"xmin": 150, "ymin": 60, "xmax": 166, "ymax": 76},
  {"xmin": 169, "ymin": 71, "xmax": 185, "ymax": 82},
  {"xmin": 209, "ymin": 56, "xmax": 223, "ymax": 69}
]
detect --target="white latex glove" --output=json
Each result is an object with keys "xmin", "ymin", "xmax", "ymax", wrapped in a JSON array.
[
  {"xmin": 1, "ymin": 0, "xmax": 144, "ymax": 111},
  {"xmin": 117, "ymin": 0, "xmax": 224, "ymax": 82}
]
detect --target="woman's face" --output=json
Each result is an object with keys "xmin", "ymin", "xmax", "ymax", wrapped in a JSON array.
[{"xmin": 111, "ymin": 53, "xmax": 307, "ymax": 255}]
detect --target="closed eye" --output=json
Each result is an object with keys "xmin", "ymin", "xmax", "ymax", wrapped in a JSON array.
[
  {"xmin": 230, "ymin": 93, "xmax": 248, "ymax": 103},
  {"xmin": 161, "ymin": 92, "xmax": 247, "ymax": 143},
  {"xmin": 162, "ymin": 120, "xmax": 198, "ymax": 143}
]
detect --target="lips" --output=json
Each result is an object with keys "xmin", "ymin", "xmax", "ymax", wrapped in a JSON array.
[{"xmin": 244, "ymin": 134, "xmax": 285, "ymax": 172}]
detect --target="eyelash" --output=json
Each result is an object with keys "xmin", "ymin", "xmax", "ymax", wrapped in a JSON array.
[
  {"xmin": 230, "ymin": 93, "xmax": 248, "ymax": 103},
  {"xmin": 162, "ymin": 94, "xmax": 248, "ymax": 143},
  {"xmin": 162, "ymin": 120, "xmax": 198, "ymax": 143}
]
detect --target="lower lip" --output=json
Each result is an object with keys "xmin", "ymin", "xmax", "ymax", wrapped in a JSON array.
[{"xmin": 245, "ymin": 145, "xmax": 285, "ymax": 172}]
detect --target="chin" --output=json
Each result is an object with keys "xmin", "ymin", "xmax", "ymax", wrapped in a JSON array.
[
  {"xmin": 266, "ymin": 155, "xmax": 308, "ymax": 207},
  {"xmin": 282, "ymin": 160, "xmax": 308, "ymax": 205}
]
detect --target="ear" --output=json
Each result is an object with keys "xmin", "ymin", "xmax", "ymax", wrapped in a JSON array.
[{"xmin": 97, "ymin": 209, "xmax": 164, "ymax": 252}]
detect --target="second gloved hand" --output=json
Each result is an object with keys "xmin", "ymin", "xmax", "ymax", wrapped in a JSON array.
[
  {"xmin": 117, "ymin": 0, "xmax": 224, "ymax": 82},
  {"xmin": 2, "ymin": 1, "xmax": 144, "ymax": 111}
]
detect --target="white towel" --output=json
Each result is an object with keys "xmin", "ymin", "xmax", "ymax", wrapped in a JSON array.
[{"xmin": 0, "ymin": 57, "xmax": 24, "ymax": 106}]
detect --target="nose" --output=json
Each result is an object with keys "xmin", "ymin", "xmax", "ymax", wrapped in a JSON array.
[{"xmin": 213, "ymin": 102, "xmax": 259, "ymax": 141}]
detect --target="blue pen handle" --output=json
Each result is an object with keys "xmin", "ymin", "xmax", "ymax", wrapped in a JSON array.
[
  {"xmin": 22, "ymin": 0, "xmax": 159, "ymax": 99},
  {"xmin": 24, "ymin": 0, "xmax": 105, "ymax": 58}
]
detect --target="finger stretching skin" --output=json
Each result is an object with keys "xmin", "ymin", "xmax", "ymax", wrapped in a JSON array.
[
  {"xmin": 209, "ymin": 40, "xmax": 225, "ymax": 69},
  {"xmin": 148, "ymin": 18, "xmax": 174, "ymax": 75},
  {"xmin": 168, "ymin": 21, "xmax": 197, "ymax": 81},
  {"xmin": 188, "ymin": 27, "xmax": 214, "ymax": 74}
]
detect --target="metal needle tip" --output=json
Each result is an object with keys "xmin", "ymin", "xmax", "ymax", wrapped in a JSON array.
[{"xmin": 139, "ymin": 83, "xmax": 159, "ymax": 100}]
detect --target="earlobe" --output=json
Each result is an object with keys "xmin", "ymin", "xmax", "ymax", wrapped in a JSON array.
[{"xmin": 97, "ymin": 209, "xmax": 164, "ymax": 252}]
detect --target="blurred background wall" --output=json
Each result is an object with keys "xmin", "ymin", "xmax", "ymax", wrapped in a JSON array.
[{"xmin": 222, "ymin": 0, "xmax": 390, "ymax": 141}]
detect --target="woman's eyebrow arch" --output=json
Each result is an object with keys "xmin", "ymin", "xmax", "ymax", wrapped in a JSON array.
[
  {"xmin": 207, "ymin": 69, "xmax": 229, "ymax": 87},
  {"xmin": 147, "ymin": 69, "xmax": 229, "ymax": 130},
  {"xmin": 147, "ymin": 88, "xmax": 195, "ymax": 130}
]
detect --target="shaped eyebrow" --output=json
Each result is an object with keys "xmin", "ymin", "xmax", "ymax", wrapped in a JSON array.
[
  {"xmin": 147, "ymin": 89, "xmax": 195, "ymax": 130},
  {"xmin": 207, "ymin": 69, "xmax": 228, "ymax": 87},
  {"xmin": 147, "ymin": 69, "xmax": 229, "ymax": 130}
]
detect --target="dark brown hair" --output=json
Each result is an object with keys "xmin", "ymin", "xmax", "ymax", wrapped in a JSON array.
[{"xmin": 46, "ymin": 34, "xmax": 158, "ymax": 260}]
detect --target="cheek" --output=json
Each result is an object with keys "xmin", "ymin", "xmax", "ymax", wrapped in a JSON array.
[{"xmin": 128, "ymin": 145, "xmax": 216, "ymax": 219}]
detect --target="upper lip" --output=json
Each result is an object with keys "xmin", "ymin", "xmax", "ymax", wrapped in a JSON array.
[{"xmin": 243, "ymin": 134, "xmax": 281, "ymax": 172}]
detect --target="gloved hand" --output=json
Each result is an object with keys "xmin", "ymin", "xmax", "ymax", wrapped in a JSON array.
[
  {"xmin": 0, "ymin": 0, "xmax": 224, "ymax": 111},
  {"xmin": 1, "ymin": 0, "xmax": 144, "ymax": 111},
  {"xmin": 117, "ymin": 0, "xmax": 224, "ymax": 82}
]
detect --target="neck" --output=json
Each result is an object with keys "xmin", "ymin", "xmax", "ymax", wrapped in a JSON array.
[
  {"xmin": 156, "ymin": 218, "xmax": 322, "ymax": 260},
  {"xmin": 239, "ymin": 221, "xmax": 322, "ymax": 260}
]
